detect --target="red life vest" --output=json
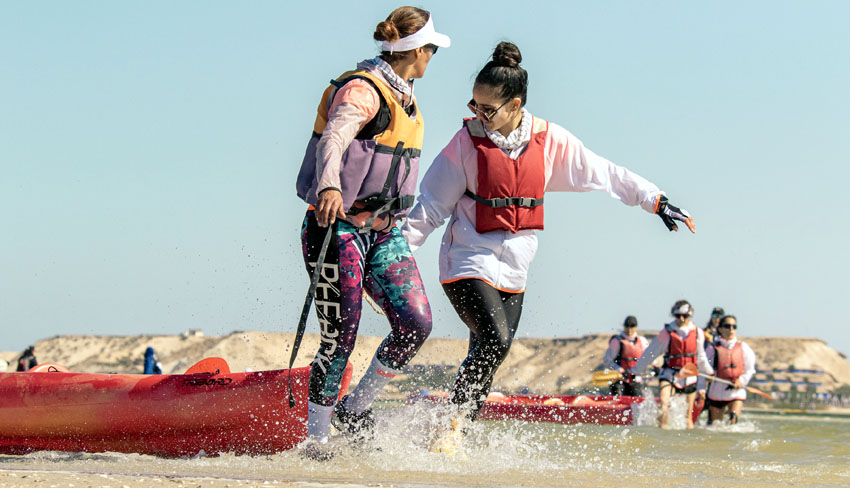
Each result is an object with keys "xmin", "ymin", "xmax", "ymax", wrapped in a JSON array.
[
  {"xmin": 664, "ymin": 326, "xmax": 697, "ymax": 369},
  {"xmin": 463, "ymin": 117, "xmax": 548, "ymax": 233},
  {"xmin": 612, "ymin": 334, "xmax": 646, "ymax": 370},
  {"xmin": 714, "ymin": 342, "xmax": 744, "ymax": 381}
]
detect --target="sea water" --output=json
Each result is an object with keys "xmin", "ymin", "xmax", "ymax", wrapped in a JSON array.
[{"xmin": 2, "ymin": 400, "xmax": 849, "ymax": 488}]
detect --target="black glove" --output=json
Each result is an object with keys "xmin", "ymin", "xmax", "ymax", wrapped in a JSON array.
[{"xmin": 656, "ymin": 195, "xmax": 695, "ymax": 233}]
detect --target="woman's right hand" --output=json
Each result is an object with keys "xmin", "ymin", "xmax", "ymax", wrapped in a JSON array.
[{"xmin": 316, "ymin": 189, "xmax": 346, "ymax": 227}]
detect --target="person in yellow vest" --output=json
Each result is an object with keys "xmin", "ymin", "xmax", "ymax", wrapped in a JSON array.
[
  {"xmin": 402, "ymin": 42, "xmax": 696, "ymax": 455},
  {"xmin": 704, "ymin": 315, "xmax": 756, "ymax": 425},
  {"xmin": 293, "ymin": 6, "xmax": 450, "ymax": 460},
  {"xmin": 703, "ymin": 306, "xmax": 725, "ymax": 345}
]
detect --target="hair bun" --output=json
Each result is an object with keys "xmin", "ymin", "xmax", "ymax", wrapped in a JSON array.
[
  {"xmin": 492, "ymin": 42, "xmax": 522, "ymax": 68},
  {"xmin": 374, "ymin": 20, "xmax": 400, "ymax": 43}
]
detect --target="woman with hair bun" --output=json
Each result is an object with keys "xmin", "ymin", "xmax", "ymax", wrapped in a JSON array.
[
  {"xmin": 294, "ymin": 6, "xmax": 449, "ymax": 460},
  {"xmin": 402, "ymin": 41, "xmax": 696, "ymax": 453}
]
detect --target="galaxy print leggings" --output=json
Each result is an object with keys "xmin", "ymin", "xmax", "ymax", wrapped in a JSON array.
[{"xmin": 301, "ymin": 210, "xmax": 432, "ymax": 406}]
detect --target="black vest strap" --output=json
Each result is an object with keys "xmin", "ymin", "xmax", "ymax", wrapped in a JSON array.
[
  {"xmin": 330, "ymin": 76, "xmax": 391, "ymax": 140},
  {"xmin": 352, "ymin": 142, "xmax": 416, "ymax": 233},
  {"xmin": 464, "ymin": 189, "xmax": 544, "ymax": 208}
]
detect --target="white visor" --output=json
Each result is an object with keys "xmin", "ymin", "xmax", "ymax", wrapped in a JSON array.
[
  {"xmin": 380, "ymin": 16, "xmax": 451, "ymax": 53},
  {"xmin": 672, "ymin": 304, "xmax": 692, "ymax": 316}
]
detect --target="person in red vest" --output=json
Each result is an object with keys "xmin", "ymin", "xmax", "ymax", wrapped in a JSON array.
[
  {"xmin": 634, "ymin": 300, "xmax": 714, "ymax": 429},
  {"xmin": 704, "ymin": 315, "xmax": 756, "ymax": 425},
  {"xmin": 402, "ymin": 42, "xmax": 695, "ymax": 454},
  {"xmin": 602, "ymin": 316, "xmax": 650, "ymax": 396}
]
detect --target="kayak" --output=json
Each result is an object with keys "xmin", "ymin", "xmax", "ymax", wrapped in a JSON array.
[
  {"xmin": 413, "ymin": 392, "xmax": 644, "ymax": 425},
  {"xmin": 0, "ymin": 358, "xmax": 352, "ymax": 457}
]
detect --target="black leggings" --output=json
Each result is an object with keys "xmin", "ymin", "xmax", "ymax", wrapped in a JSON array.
[{"xmin": 443, "ymin": 278, "xmax": 524, "ymax": 420}]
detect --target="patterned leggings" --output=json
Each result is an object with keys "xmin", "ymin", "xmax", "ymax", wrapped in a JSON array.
[{"xmin": 301, "ymin": 211, "xmax": 432, "ymax": 406}]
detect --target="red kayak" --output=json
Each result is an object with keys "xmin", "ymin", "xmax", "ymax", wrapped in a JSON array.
[
  {"xmin": 413, "ymin": 392, "xmax": 645, "ymax": 425},
  {"xmin": 0, "ymin": 359, "xmax": 352, "ymax": 457}
]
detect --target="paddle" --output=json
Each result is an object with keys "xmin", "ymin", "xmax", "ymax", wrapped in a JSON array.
[
  {"xmin": 591, "ymin": 369, "xmax": 625, "ymax": 387},
  {"xmin": 591, "ymin": 369, "xmax": 657, "ymax": 387},
  {"xmin": 677, "ymin": 363, "xmax": 773, "ymax": 400},
  {"xmin": 288, "ymin": 224, "xmax": 334, "ymax": 408}
]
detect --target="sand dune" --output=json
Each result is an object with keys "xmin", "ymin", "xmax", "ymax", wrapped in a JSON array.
[{"xmin": 3, "ymin": 331, "xmax": 849, "ymax": 393}]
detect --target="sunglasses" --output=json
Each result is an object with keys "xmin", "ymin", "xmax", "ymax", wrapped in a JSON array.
[
  {"xmin": 674, "ymin": 314, "xmax": 690, "ymax": 319},
  {"xmin": 719, "ymin": 323, "xmax": 738, "ymax": 330},
  {"xmin": 424, "ymin": 43, "xmax": 439, "ymax": 55},
  {"xmin": 468, "ymin": 98, "xmax": 510, "ymax": 122}
]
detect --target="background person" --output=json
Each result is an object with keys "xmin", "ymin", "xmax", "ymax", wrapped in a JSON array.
[
  {"xmin": 704, "ymin": 315, "xmax": 756, "ymax": 425},
  {"xmin": 402, "ymin": 41, "xmax": 695, "ymax": 453},
  {"xmin": 703, "ymin": 306, "xmax": 725, "ymax": 345},
  {"xmin": 602, "ymin": 316, "xmax": 649, "ymax": 396},
  {"xmin": 143, "ymin": 347, "xmax": 163, "ymax": 374},
  {"xmin": 293, "ymin": 6, "xmax": 450, "ymax": 460},
  {"xmin": 634, "ymin": 300, "xmax": 713, "ymax": 429},
  {"xmin": 16, "ymin": 345, "xmax": 38, "ymax": 372}
]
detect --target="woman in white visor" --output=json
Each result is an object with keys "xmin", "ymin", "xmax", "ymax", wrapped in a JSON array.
[{"xmin": 294, "ymin": 6, "xmax": 449, "ymax": 460}]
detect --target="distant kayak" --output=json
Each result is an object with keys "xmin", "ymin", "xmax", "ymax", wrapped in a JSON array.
[
  {"xmin": 0, "ymin": 358, "xmax": 352, "ymax": 457},
  {"xmin": 412, "ymin": 392, "xmax": 645, "ymax": 425}
]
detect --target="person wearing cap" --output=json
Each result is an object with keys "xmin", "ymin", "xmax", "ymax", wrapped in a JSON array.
[
  {"xmin": 293, "ymin": 6, "xmax": 450, "ymax": 459},
  {"xmin": 634, "ymin": 300, "xmax": 714, "ymax": 429},
  {"xmin": 704, "ymin": 306, "xmax": 725, "ymax": 345},
  {"xmin": 602, "ymin": 316, "xmax": 650, "ymax": 396},
  {"xmin": 401, "ymin": 41, "xmax": 696, "ymax": 455},
  {"xmin": 704, "ymin": 315, "xmax": 756, "ymax": 425}
]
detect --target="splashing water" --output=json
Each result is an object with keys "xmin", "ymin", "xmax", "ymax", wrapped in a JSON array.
[{"xmin": 1, "ymin": 403, "xmax": 849, "ymax": 487}]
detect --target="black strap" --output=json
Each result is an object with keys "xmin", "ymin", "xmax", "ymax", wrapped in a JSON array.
[
  {"xmin": 288, "ymin": 224, "xmax": 334, "ymax": 408},
  {"xmin": 360, "ymin": 142, "xmax": 407, "ymax": 232},
  {"xmin": 464, "ymin": 189, "xmax": 544, "ymax": 208},
  {"xmin": 380, "ymin": 142, "xmax": 405, "ymax": 201},
  {"xmin": 329, "ymin": 76, "xmax": 391, "ymax": 140}
]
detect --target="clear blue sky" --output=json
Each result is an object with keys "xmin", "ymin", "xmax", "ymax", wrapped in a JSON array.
[{"xmin": 2, "ymin": 1, "xmax": 849, "ymax": 357}]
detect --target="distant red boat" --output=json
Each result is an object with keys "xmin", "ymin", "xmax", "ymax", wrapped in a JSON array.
[
  {"xmin": 413, "ymin": 392, "xmax": 645, "ymax": 425},
  {"xmin": 0, "ymin": 359, "xmax": 352, "ymax": 457}
]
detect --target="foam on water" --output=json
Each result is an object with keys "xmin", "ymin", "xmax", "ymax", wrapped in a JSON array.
[{"xmin": 2, "ymin": 406, "xmax": 850, "ymax": 487}]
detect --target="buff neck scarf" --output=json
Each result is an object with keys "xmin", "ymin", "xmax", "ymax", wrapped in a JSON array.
[{"xmin": 484, "ymin": 108, "xmax": 532, "ymax": 152}]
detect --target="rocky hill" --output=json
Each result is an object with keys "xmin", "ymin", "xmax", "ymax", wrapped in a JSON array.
[{"xmin": 3, "ymin": 332, "xmax": 849, "ymax": 394}]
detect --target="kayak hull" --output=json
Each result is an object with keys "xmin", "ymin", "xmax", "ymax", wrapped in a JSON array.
[
  {"xmin": 416, "ymin": 393, "xmax": 644, "ymax": 425},
  {"xmin": 479, "ymin": 394, "xmax": 643, "ymax": 425},
  {"xmin": 0, "ymin": 364, "xmax": 352, "ymax": 457}
]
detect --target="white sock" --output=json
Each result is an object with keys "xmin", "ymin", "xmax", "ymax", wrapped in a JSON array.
[
  {"xmin": 344, "ymin": 355, "xmax": 402, "ymax": 415},
  {"xmin": 307, "ymin": 401, "xmax": 335, "ymax": 442}
]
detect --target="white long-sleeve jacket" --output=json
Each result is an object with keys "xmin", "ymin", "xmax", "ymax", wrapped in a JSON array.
[
  {"xmin": 401, "ymin": 116, "xmax": 663, "ymax": 292},
  {"xmin": 704, "ymin": 338, "xmax": 757, "ymax": 401}
]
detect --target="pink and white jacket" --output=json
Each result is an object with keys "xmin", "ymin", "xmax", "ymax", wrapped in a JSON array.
[{"xmin": 402, "ymin": 111, "xmax": 663, "ymax": 292}]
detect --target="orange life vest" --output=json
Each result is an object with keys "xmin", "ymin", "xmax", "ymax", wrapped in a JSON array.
[
  {"xmin": 463, "ymin": 117, "xmax": 548, "ymax": 233},
  {"xmin": 714, "ymin": 341, "xmax": 744, "ymax": 382},
  {"xmin": 612, "ymin": 334, "xmax": 646, "ymax": 370},
  {"xmin": 664, "ymin": 326, "xmax": 697, "ymax": 369}
]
